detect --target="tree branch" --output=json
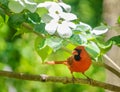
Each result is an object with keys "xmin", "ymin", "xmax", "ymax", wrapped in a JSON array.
[
  {"xmin": 104, "ymin": 54, "xmax": 120, "ymax": 71},
  {"xmin": 0, "ymin": 70, "xmax": 119, "ymax": 92},
  {"xmin": 93, "ymin": 62, "xmax": 120, "ymax": 78},
  {"xmin": 103, "ymin": 63, "xmax": 120, "ymax": 78},
  {"xmin": 22, "ymin": 22, "xmax": 45, "ymax": 38}
]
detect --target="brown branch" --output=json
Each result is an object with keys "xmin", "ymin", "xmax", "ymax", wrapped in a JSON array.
[
  {"xmin": 0, "ymin": 3, "xmax": 11, "ymax": 16},
  {"xmin": 93, "ymin": 62, "xmax": 120, "ymax": 78},
  {"xmin": 103, "ymin": 63, "xmax": 120, "ymax": 78},
  {"xmin": 0, "ymin": 70, "xmax": 120, "ymax": 92},
  {"xmin": 104, "ymin": 54, "xmax": 120, "ymax": 71},
  {"xmin": 22, "ymin": 22, "xmax": 45, "ymax": 38}
]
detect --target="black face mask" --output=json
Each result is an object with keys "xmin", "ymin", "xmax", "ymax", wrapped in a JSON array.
[{"xmin": 74, "ymin": 48, "xmax": 82, "ymax": 61}]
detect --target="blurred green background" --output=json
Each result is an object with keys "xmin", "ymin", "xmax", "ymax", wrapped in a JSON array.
[{"xmin": 0, "ymin": 0, "xmax": 105, "ymax": 92}]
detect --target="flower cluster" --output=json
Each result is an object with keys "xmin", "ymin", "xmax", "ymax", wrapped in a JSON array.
[{"xmin": 37, "ymin": 1, "xmax": 77, "ymax": 38}]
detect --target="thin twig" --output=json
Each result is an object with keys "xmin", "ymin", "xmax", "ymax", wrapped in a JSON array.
[
  {"xmin": 104, "ymin": 54, "xmax": 120, "ymax": 71},
  {"xmin": 0, "ymin": 70, "xmax": 119, "ymax": 92},
  {"xmin": 22, "ymin": 23, "xmax": 45, "ymax": 38},
  {"xmin": 103, "ymin": 63, "xmax": 120, "ymax": 78},
  {"xmin": 93, "ymin": 62, "xmax": 120, "ymax": 78}
]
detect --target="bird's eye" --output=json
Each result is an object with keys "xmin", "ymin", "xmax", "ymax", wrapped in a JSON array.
[{"xmin": 72, "ymin": 50, "xmax": 78, "ymax": 55}]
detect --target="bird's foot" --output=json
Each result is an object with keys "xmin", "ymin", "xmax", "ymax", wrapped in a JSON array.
[
  {"xmin": 86, "ymin": 76, "xmax": 92, "ymax": 85},
  {"xmin": 72, "ymin": 76, "xmax": 76, "ymax": 83},
  {"xmin": 82, "ymin": 73, "xmax": 92, "ymax": 85}
]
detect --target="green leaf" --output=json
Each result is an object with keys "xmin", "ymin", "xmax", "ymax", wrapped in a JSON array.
[
  {"xmin": 13, "ymin": 29, "xmax": 23, "ymax": 38},
  {"xmin": 70, "ymin": 34, "xmax": 82, "ymax": 45},
  {"xmin": 79, "ymin": 34, "xmax": 88, "ymax": 43},
  {"xmin": 8, "ymin": 0, "xmax": 24, "ymax": 13},
  {"xmin": 117, "ymin": 16, "xmax": 120, "ymax": 24},
  {"xmin": 8, "ymin": 13, "xmax": 26, "ymax": 28},
  {"xmin": 0, "ymin": 0, "xmax": 8, "ymax": 7},
  {"xmin": 86, "ymin": 42, "xmax": 100, "ymax": 61},
  {"xmin": 76, "ymin": 22, "xmax": 92, "ymax": 32},
  {"xmin": 96, "ymin": 40, "xmax": 112, "ymax": 54},
  {"xmin": 13, "ymin": 25, "xmax": 31, "ymax": 38},
  {"xmin": 35, "ymin": 37, "xmax": 45, "ymax": 48},
  {"xmin": 35, "ymin": 37, "xmax": 52, "ymax": 62},
  {"xmin": 0, "ymin": 15, "xmax": 4, "ymax": 27},
  {"xmin": 41, "ymin": 14, "xmax": 53, "ymax": 23},
  {"xmin": 25, "ymin": 12, "xmax": 41, "ymax": 24},
  {"xmin": 24, "ymin": 0, "xmax": 37, "ymax": 13},
  {"xmin": 46, "ymin": 37, "xmax": 63, "ymax": 51},
  {"xmin": 107, "ymin": 35, "xmax": 120, "ymax": 46},
  {"xmin": 25, "ymin": 5, "xmax": 37, "ymax": 13},
  {"xmin": 92, "ymin": 26, "xmax": 108, "ymax": 35},
  {"xmin": 0, "ymin": 23, "xmax": 9, "ymax": 38},
  {"xmin": 0, "ymin": 8, "xmax": 5, "ymax": 20},
  {"xmin": 34, "ymin": 23, "xmax": 46, "ymax": 33},
  {"xmin": 36, "ymin": 7, "xmax": 48, "ymax": 17},
  {"xmin": 47, "ymin": 49, "xmax": 70, "ymax": 61}
]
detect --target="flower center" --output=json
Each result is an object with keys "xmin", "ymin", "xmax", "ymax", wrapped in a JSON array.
[
  {"xmin": 58, "ymin": 18, "xmax": 64, "ymax": 24},
  {"xmin": 55, "ymin": 11, "xmax": 59, "ymax": 14}
]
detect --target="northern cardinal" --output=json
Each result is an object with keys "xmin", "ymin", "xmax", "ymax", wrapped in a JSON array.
[{"xmin": 45, "ymin": 46, "xmax": 92, "ymax": 79}]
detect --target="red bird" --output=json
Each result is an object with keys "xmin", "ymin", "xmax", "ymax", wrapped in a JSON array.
[{"xmin": 45, "ymin": 46, "xmax": 92, "ymax": 78}]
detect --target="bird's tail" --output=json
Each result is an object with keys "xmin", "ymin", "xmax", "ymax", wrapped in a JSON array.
[{"xmin": 45, "ymin": 61, "xmax": 67, "ymax": 65}]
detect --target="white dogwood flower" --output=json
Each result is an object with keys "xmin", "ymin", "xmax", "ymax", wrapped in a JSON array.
[
  {"xmin": 38, "ymin": 1, "xmax": 77, "ymax": 38},
  {"xmin": 45, "ymin": 18, "xmax": 76, "ymax": 38},
  {"xmin": 45, "ymin": 8, "xmax": 77, "ymax": 38},
  {"xmin": 37, "ymin": 1, "xmax": 71, "ymax": 12}
]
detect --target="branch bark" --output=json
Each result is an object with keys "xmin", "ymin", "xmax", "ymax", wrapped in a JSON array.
[
  {"xmin": 93, "ymin": 62, "xmax": 120, "ymax": 78},
  {"xmin": 0, "ymin": 70, "xmax": 120, "ymax": 92}
]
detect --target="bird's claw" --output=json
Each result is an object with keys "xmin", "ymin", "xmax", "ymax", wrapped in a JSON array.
[
  {"xmin": 72, "ymin": 76, "xmax": 76, "ymax": 83},
  {"xmin": 86, "ymin": 77, "xmax": 92, "ymax": 85}
]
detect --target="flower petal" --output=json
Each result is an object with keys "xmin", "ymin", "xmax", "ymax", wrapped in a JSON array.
[
  {"xmin": 59, "ymin": 2, "xmax": 71, "ymax": 12},
  {"xmin": 60, "ymin": 12, "xmax": 77, "ymax": 21},
  {"xmin": 48, "ymin": 12, "xmax": 59, "ymax": 20},
  {"xmin": 48, "ymin": 3, "xmax": 63, "ymax": 14},
  {"xmin": 67, "ymin": 22, "xmax": 76, "ymax": 29},
  {"xmin": 77, "ymin": 22, "xmax": 92, "ymax": 31},
  {"xmin": 37, "ymin": 1, "xmax": 54, "ymax": 8},
  {"xmin": 57, "ymin": 23, "xmax": 72, "ymax": 38},
  {"xmin": 45, "ymin": 19, "xmax": 58, "ymax": 35}
]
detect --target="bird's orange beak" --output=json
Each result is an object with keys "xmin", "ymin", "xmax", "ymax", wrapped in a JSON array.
[{"xmin": 72, "ymin": 50, "xmax": 78, "ymax": 55}]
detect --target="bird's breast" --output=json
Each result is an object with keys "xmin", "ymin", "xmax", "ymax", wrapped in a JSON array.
[{"xmin": 68, "ymin": 57, "xmax": 91, "ymax": 73}]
